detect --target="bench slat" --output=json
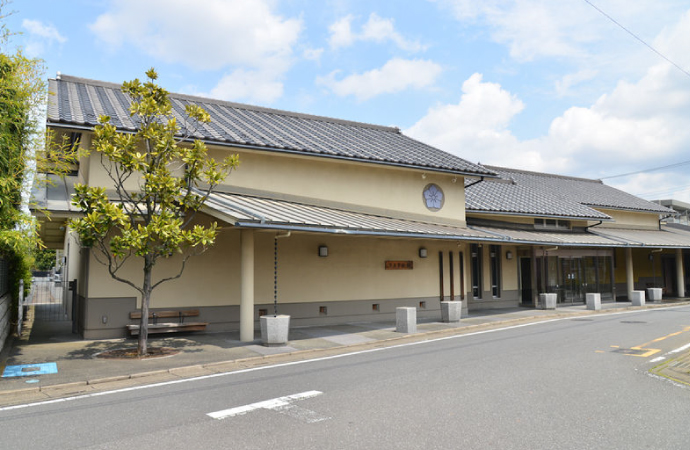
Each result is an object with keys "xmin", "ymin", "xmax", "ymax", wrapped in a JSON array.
[
  {"xmin": 126, "ymin": 322, "xmax": 208, "ymax": 336},
  {"xmin": 129, "ymin": 309, "xmax": 200, "ymax": 320}
]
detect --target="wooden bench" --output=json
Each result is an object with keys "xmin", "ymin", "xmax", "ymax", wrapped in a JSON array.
[{"xmin": 126, "ymin": 309, "xmax": 208, "ymax": 336}]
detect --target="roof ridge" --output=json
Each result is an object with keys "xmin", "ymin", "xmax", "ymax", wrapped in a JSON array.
[
  {"xmin": 52, "ymin": 74, "xmax": 400, "ymax": 133},
  {"xmin": 485, "ymin": 165, "xmax": 603, "ymax": 184}
]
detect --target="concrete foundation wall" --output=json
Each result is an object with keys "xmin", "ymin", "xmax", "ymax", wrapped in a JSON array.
[
  {"xmin": 81, "ymin": 295, "xmax": 447, "ymax": 339},
  {"xmin": 467, "ymin": 289, "xmax": 520, "ymax": 310}
]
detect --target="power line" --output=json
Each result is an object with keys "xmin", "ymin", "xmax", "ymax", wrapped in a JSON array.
[
  {"xmin": 582, "ymin": 0, "xmax": 690, "ymax": 79},
  {"xmin": 600, "ymin": 159, "xmax": 690, "ymax": 179}
]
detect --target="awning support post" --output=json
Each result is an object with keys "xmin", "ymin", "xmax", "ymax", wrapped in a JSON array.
[
  {"xmin": 240, "ymin": 230, "xmax": 255, "ymax": 342},
  {"xmin": 676, "ymin": 248, "xmax": 685, "ymax": 298}
]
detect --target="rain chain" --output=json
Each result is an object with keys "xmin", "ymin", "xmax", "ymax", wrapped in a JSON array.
[{"xmin": 273, "ymin": 236, "xmax": 278, "ymax": 316}]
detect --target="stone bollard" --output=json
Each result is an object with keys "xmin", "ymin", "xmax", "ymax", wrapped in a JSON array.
[
  {"xmin": 647, "ymin": 288, "xmax": 662, "ymax": 302},
  {"xmin": 630, "ymin": 290, "xmax": 645, "ymax": 306},
  {"xmin": 539, "ymin": 293, "xmax": 557, "ymax": 310},
  {"xmin": 440, "ymin": 301, "xmax": 462, "ymax": 323},
  {"xmin": 396, "ymin": 307, "xmax": 417, "ymax": 333},
  {"xmin": 586, "ymin": 293, "xmax": 601, "ymax": 311}
]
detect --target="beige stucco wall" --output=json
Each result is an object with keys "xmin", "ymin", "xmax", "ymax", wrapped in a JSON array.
[
  {"xmin": 85, "ymin": 219, "xmax": 472, "ymax": 309},
  {"xmin": 598, "ymin": 209, "xmax": 660, "ymax": 229},
  {"xmin": 78, "ymin": 139, "xmax": 467, "ymax": 225},
  {"xmin": 209, "ymin": 147, "xmax": 466, "ymax": 224}
]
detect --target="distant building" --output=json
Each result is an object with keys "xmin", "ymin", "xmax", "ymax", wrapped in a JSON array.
[{"xmin": 656, "ymin": 199, "xmax": 690, "ymax": 226}]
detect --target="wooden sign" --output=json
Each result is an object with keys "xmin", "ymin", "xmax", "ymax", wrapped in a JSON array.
[{"xmin": 385, "ymin": 260, "xmax": 413, "ymax": 270}]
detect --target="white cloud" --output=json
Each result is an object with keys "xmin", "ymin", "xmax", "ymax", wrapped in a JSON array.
[
  {"xmin": 317, "ymin": 58, "xmax": 442, "ymax": 101},
  {"xmin": 328, "ymin": 13, "xmax": 425, "ymax": 52},
  {"xmin": 406, "ymin": 73, "xmax": 529, "ymax": 167},
  {"xmin": 22, "ymin": 19, "xmax": 66, "ymax": 43},
  {"xmin": 434, "ymin": 0, "xmax": 688, "ymax": 79},
  {"xmin": 303, "ymin": 47, "xmax": 324, "ymax": 61},
  {"xmin": 406, "ymin": 9, "xmax": 690, "ymax": 202},
  {"xmin": 90, "ymin": 0, "xmax": 302, "ymax": 103},
  {"xmin": 90, "ymin": 0, "xmax": 301, "ymax": 71},
  {"xmin": 21, "ymin": 19, "xmax": 66, "ymax": 57},
  {"xmin": 554, "ymin": 69, "xmax": 598, "ymax": 97},
  {"xmin": 208, "ymin": 69, "xmax": 284, "ymax": 104}
]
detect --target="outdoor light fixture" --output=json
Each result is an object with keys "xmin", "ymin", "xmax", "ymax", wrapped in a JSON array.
[
  {"xmin": 506, "ymin": 251, "xmax": 513, "ymax": 260},
  {"xmin": 419, "ymin": 247, "xmax": 428, "ymax": 258},
  {"xmin": 318, "ymin": 245, "xmax": 328, "ymax": 257}
]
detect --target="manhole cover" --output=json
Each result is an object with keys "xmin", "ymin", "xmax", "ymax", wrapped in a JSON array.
[{"xmin": 612, "ymin": 348, "xmax": 647, "ymax": 355}]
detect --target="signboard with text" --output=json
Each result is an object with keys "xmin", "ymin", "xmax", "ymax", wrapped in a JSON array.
[{"xmin": 385, "ymin": 261, "xmax": 414, "ymax": 270}]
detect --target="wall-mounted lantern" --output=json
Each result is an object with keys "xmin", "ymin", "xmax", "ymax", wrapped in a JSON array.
[
  {"xmin": 419, "ymin": 247, "xmax": 428, "ymax": 258},
  {"xmin": 506, "ymin": 251, "xmax": 513, "ymax": 260},
  {"xmin": 318, "ymin": 245, "xmax": 329, "ymax": 257}
]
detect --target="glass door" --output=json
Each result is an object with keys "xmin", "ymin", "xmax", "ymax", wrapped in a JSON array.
[{"xmin": 560, "ymin": 258, "xmax": 585, "ymax": 304}]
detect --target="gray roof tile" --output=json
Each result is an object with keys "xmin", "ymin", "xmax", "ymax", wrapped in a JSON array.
[
  {"xmin": 47, "ymin": 75, "xmax": 495, "ymax": 177},
  {"xmin": 466, "ymin": 166, "xmax": 673, "ymax": 218},
  {"xmin": 487, "ymin": 166, "xmax": 672, "ymax": 214},
  {"xmin": 465, "ymin": 178, "xmax": 611, "ymax": 220}
]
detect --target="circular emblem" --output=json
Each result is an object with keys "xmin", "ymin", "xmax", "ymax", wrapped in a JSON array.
[{"xmin": 423, "ymin": 183, "xmax": 444, "ymax": 211}]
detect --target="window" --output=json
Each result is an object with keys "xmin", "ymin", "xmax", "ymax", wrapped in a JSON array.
[
  {"xmin": 490, "ymin": 245, "xmax": 501, "ymax": 298},
  {"xmin": 534, "ymin": 218, "xmax": 570, "ymax": 230},
  {"xmin": 471, "ymin": 244, "xmax": 482, "ymax": 299}
]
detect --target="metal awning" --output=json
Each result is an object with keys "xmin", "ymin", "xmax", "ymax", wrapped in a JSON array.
[
  {"xmin": 590, "ymin": 227, "xmax": 690, "ymax": 248},
  {"xmin": 202, "ymin": 192, "xmax": 498, "ymax": 241},
  {"xmin": 468, "ymin": 226, "xmax": 619, "ymax": 247}
]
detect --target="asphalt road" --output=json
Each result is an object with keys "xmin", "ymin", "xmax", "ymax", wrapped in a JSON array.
[{"xmin": 2, "ymin": 306, "xmax": 690, "ymax": 449}]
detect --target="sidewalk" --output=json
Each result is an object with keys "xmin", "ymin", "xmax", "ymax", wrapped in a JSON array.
[{"xmin": 2, "ymin": 300, "xmax": 690, "ymax": 407}]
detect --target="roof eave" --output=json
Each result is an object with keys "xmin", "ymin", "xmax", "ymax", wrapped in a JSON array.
[
  {"xmin": 465, "ymin": 208, "xmax": 613, "ymax": 222},
  {"xmin": 46, "ymin": 121, "xmax": 498, "ymax": 178}
]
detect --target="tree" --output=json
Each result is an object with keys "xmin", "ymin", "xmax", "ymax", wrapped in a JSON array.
[
  {"xmin": 0, "ymin": 1, "xmax": 46, "ymax": 307},
  {"xmin": 70, "ymin": 69, "xmax": 239, "ymax": 356}
]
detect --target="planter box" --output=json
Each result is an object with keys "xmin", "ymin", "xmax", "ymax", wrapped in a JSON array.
[
  {"xmin": 647, "ymin": 288, "xmax": 662, "ymax": 302},
  {"xmin": 539, "ymin": 293, "xmax": 557, "ymax": 310},
  {"xmin": 630, "ymin": 290, "xmax": 645, "ymax": 307},
  {"xmin": 260, "ymin": 315, "xmax": 290, "ymax": 347},
  {"xmin": 396, "ymin": 307, "xmax": 416, "ymax": 333},
  {"xmin": 440, "ymin": 301, "xmax": 462, "ymax": 323},
  {"xmin": 586, "ymin": 293, "xmax": 601, "ymax": 311}
]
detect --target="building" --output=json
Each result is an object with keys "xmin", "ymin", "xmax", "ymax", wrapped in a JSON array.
[{"xmin": 33, "ymin": 74, "xmax": 690, "ymax": 340}]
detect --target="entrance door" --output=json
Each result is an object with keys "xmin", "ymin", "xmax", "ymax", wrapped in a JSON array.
[
  {"xmin": 560, "ymin": 258, "xmax": 585, "ymax": 304},
  {"xmin": 520, "ymin": 257, "xmax": 533, "ymax": 305}
]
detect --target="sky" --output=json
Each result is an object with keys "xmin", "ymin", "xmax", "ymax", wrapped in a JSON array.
[{"xmin": 5, "ymin": 0, "xmax": 690, "ymax": 203}]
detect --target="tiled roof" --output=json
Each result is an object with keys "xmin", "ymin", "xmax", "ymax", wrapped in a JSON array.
[
  {"xmin": 47, "ymin": 75, "xmax": 495, "ymax": 177},
  {"xmin": 465, "ymin": 178, "xmax": 611, "ymax": 220},
  {"xmin": 203, "ymin": 192, "xmax": 496, "ymax": 240},
  {"xmin": 487, "ymin": 166, "xmax": 672, "ymax": 214},
  {"xmin": 465, "ymin": 166, "xmax": 673, "ymax": 219}
]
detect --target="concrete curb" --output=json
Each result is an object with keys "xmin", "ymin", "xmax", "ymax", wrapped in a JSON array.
[{"xmin": 2, "ymin": 301, "xmax": 689, "ymax": 407}]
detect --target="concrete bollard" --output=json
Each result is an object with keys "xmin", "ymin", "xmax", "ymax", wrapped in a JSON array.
[
  {"xmin": 539, "ymin": 293, "xmax": 557, "ymax": 310},
  {"xmin": 630, "ymin": 290, "xmax": 645, "ymax": 306},
  {"xmin": 396, "ymin": 307, "xmax": 417, "ymax": 333},
  {"xmin": 647, "ymin": 288, "xmax": 662, "ymax": 302},
  {"xmin": 586, "ymin": 293, "xmax": 601, "ymax": 311},
  {"xmin": 440, "ymin": 301, "xmax": 462, "ymax": 323}
]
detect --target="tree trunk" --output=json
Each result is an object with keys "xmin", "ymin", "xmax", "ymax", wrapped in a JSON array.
[{"xmin": 137, "ymin": 255, "xmax": 154, "ymax": 356}]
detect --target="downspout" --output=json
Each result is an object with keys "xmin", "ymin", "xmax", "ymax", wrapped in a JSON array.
[{"xmin": 464, "ymin": 177, "xmax": 485, "ymax": 188}]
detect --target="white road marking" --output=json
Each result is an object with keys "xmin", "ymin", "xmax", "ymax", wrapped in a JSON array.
[
  {"xmin": 648, "ymin": 341, "xmax": 690, "ymax": 364},
  {"xmin": 208, "ymin": 391, "xmax": 328, "ymax": 423},
  {"xmin": 1, "ymin": 305, "xmax": 686, "ymax": 412}
]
